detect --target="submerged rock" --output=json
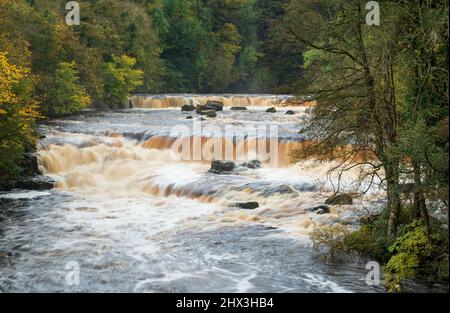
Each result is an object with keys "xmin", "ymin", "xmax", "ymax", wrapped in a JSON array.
[
  {"xmin": 260, "ymin": 184, "xmax": 296, "ymax": 197},
  {"xmin": 325, "ymin": 193, "xmax": 353, "ymax": 205},
  {"xmin": 240, "ymin": 159, "xmax": 262, "ymax": 169},
  {"xmin": 285, "ymin": 110, "xmax": 295, "ymax": 115},
  {"xmin": 181, "ymin": 104, "xmax": 196, "ymax": 111},
  {"xmin": 209, "ymin": 160, "xmax": 235, "ymax": 174},
  {"xmin": 186, "ymin": 115, "xmax": 193, "ymax": 119},
  {"xmin": 235, "ymin": 202, "xmax": 259, "ymax": 210},
  {"xmin": 307, "ymin": 205, "xmax": 330, "ymax": 214},
  {"xmin": 266, "ymin": 107, "xmax": 277, "ymax": 113},
  {"xmin": 230, "ymin": 106, "xmax": 247, "ymax": 111}
]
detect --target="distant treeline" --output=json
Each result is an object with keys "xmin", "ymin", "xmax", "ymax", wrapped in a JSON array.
[{"xmin": 1, "ymin": 0, "xmax": 302, "ymax": 113}]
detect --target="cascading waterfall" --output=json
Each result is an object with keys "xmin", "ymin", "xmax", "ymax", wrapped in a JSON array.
[
  {"xmin": 36, "ymin": 96, "xmax": 377, "ymax": 234},
  {"xmin": 5, "ymin": 94, "xmax": 437, "ymax": 293},
  {"xmin": 130, "ymin": 94, "xmax": 317, "ymax": 109}
]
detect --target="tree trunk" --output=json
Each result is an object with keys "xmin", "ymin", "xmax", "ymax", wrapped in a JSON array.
[
  {"xmin": 413, "ymin": 161, "xmax": 431, "ymax": 243},
  {"xmin": 386, "ymin": 160, "xmax": 401, "ymax": 235}
]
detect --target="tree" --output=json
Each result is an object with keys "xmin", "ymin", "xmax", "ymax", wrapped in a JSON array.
[
  {"xmin": 283, "ymin": 0, "xmax": 404, "ymax": 234},
  {"xmin": 160, "ymin": 0, "xmax": 214, "ymax": 92},
  {"xmin": 78, "ymin": 0, "xmax": 165, "ymax": 94},
  {"xmin": 204, "ymin": 23, "xmax": 241, "ymax": 91},
  {"xmin": 0, "ymin": 52, "xmax": 40, "ymax": 179},
  {"xmin": 103, "ymin": 54, "xmax": 144, "ymax": 108},
  {"xmin": 391, "ymin": 0, "xmax": 449, "ymax": 241},
  {"xmin": 45, "ymin": 61, "xmax": 91, "ymax": 116}
]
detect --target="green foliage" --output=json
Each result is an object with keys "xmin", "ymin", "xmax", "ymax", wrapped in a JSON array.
[
  {"xmin": 103, "ymin": 55, "xmax": 143, "ymax": 108},
  {"xmin": 45, "ymin": 61, "xmax": 91, "ymax": 116},
  {"xmin": 303, "ymin": 48, "xmax": 328, "ymax": 70},
  {"xmin": 289, "ymin": 1, "xmax": 448, "ymax": 290},
  {"xmin": 204, "ymin": 23, "xmax": 241, "ymax": 92},
  {"xmin": 344, "ymin": 224, "xmax": 380, "ymax": 257},
  {"xmin": 427, "ymin": 223, "xmax": 449, "ymax": 284},
  {"xmin": 342, "ymin": 214, "xmax": 448, "ymax": 292},
  {"xmin": 384, "ymin": 221, "xmax": 431, "ymax": 292}
]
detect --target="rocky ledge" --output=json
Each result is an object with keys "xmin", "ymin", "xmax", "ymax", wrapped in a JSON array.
[{"xmin": 0, "ymin": 152, "xmax": 55, "ymax": 191}]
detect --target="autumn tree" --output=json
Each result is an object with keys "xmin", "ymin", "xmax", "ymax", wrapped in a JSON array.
[{"xmin": 0, "ymin": 52, "xmax": 40, "ymax": 180}]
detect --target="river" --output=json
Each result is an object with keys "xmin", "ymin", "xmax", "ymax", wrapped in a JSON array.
[{"xmin": 0, "ymin": 94, "xmax": 439, "ymax": 292}]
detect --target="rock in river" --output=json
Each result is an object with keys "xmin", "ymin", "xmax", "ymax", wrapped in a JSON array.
[
  {"xmin": 204, "ymin": 110, "xmax": 217, "ymax": 118},
  {"xmin": 235, "ymin": 202, "xmax": 259, "ymax": 210},
  {"xmin": 307, "ymin": 205, "xmax": 330, "ymax": 214},
  {"xmin": 230, "ymin": 106, "xmax": 247, "ymax": 111},
  {"xmin": 196, "ymin": 101, "xmax": 224, "ymax": 114},
  {"xmin": 240, "ymin": 159, "xmax": 262, "ymax": 169},
  {"xmin": 14, "ymin": 175, "xmax": 55, "ymax": 190},
  {"xmin": 266, "ymin": 107, "xmax": 277, "ymax": 113},
  {"xmin": 181, "ymin": 104, "xmax": 196, "ymax": 111},
  {"xmin": 325, "ymin": 193, "xmax": 353, "ymax": 205},
  {"xmin": 209, "ymin": 160, "xmax": 235, "ymax": 174},
  {"xmin": 205, "ymin": 101, "xmax": 224, "ymax": 111}
]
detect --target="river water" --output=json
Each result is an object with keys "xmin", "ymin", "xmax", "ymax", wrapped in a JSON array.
[{"xmin": 0, "ymin": 95, "xmax": 439, "ymax": 292}]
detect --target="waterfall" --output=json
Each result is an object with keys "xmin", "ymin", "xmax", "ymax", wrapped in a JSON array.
[{"xmin": 129, "ymin": 94, "xmax": 317, "ymax": 109}]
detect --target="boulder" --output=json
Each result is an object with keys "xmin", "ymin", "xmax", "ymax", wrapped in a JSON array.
[
  {"xmin": 196, "ymin": 101, "xmax": 224, "ymax": 114},
  {"xmin": 204, "ymin": 110, "xmax": 217, "ymax": 118},
  {"xmin": 186, "ymin": 116, "xmax": 193, "ymax": 119},
  {"xmin": 235, "ymin": 202, "xmax": 259, "ymax": 210},
  {"xmin": 205, "ymin": 101, "xmax": 224, "ymax": 111},
  {"xmin": 325, "ymin": 193, "xmax": 353, "ymax": 205},
  {"xmin": 285, "ymin": 110, "xmax": 295, "ymax": 115},
  {"xmin": 266, "ymin": 107, "xmax": 277, "ymax": 113},
  {"xmin": 240, "ymin": 159, "xmax": 262, "ymax": 169},
  {"xmin": 230, "ymin": 106, "xmax": 247, "ymax": 111},
  {"xmin": 209, "ymin": 160, "xmax": 235, "ymax": 174},
  {"xmin": 181, "ymin": 104, "xmax": 196, "ymax": 112},
  {"xmin": 14, "ymin": 175, "xmax": 55, "ymax": 190},
  {"xmin": 307, "ymin": 205, "xmax": 330, "ymax": 214}
]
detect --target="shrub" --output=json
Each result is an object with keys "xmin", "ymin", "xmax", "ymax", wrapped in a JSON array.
[
  {"xmin": 345, "ymin": 211, "xmax": 391, "ymax": 263},
  {"xmin": 310, "ymin": 223, "xmax": 350, "ymax": 258},
  {"xmin": 426, "ymin": 219, "xmax": 449, "ymax": 284},
  {"xmin": 384, "ymin": 221, "xmax": 431, "ymax": 291},
  {"xmin": 344, "ymin": 225, "xmax": 377, "ymax": 255}
]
